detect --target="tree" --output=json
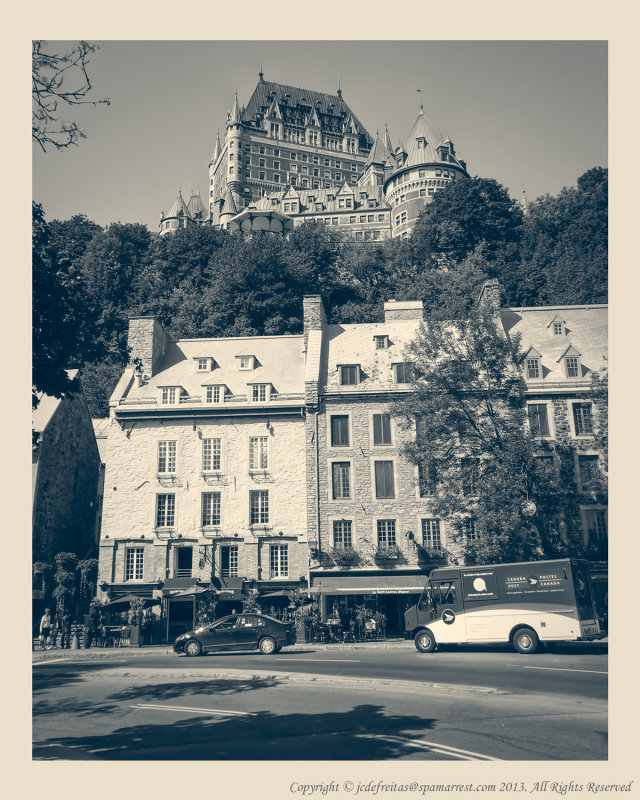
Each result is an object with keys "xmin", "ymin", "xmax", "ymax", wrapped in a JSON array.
[
  {"xmin": 33, "ymin": 40, "xmax": 110, "ymax": 151},
  {"xmin": 411, "ymin": 176, "xmax": 524, "ymax": 266},
  {"xmin": 393, "ymin": 306, "xmax": 579, "ymax": 565},
  {"xmin": 32, "ymin": 203, "xmax": 77, "ymax": 406},
  {"xmin": 509, "ymin": 167, "xmax": 608, "ymax": 306}
]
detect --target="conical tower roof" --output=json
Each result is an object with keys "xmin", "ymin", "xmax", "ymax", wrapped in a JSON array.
[
  {"xmin": 228, "ymin": 92, "xmax": 242, "ymax": 126},
  {"xmin": 403, "ymin": 109, "xmax": 444, "ymax": 166},
  {"xmin": 166, "ymin": 190, "xmax": 189, "ymax": 218},
  {"xmin": 211, "ymin": 131, "xmax": 221, "ymax": 163},
  {"xmin": 363, "ymin": 132, "xmax": 393, "ymax": 169},
  {"xmin": 220, "ymin": 187, "xmax": 238, "ymax": 217}
]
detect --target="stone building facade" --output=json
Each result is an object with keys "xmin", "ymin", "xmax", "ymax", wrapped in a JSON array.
[
  {"xmin": 160, "ymin": 75, "xmax": 468, "ymax": 240},
  {"xmin": 32, "ymin": 370, "xmax": 102, "ymax": 563},
  {"xmin": 97, "ymin": 291, "xmax": 607, "ymax": 636},
  {"xmin": 98, "ymin": 319, "xmax": 309, "ymax": 635}
]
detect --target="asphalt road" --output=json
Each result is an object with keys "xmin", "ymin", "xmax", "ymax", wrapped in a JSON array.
[{"xmin": 33, "ymin": 642, "xmax": 607, "ymax": 761}]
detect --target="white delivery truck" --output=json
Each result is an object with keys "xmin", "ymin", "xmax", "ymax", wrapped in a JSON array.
[{"xmin": 404, "ymin": 558, "xmax": 607, "ymax": 654}]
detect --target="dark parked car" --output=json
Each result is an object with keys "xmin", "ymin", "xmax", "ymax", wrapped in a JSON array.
[{"xmin": 174, "ymin": 613, "xmax": 296, "ymax": 657}]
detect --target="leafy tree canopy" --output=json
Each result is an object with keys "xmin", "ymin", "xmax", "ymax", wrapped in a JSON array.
[{"xmin": 393, "ymin": 307, "xmax": 582, "ymax": 565}]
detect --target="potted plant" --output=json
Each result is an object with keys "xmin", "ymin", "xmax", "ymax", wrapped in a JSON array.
[
  {"xmin": 127, "ymin": 596, "xmax": 145, "ymax": 646},
  {"xmin": 82, "ymin": 599, "xmax": 102, "ymax": 648},
  {"xmin": 329, "ymin": 547, "xmax": 360, "ymax": 567},
  {"xmin": 374, "ymin": 545, "xmax": 401, "ymax": 562}
]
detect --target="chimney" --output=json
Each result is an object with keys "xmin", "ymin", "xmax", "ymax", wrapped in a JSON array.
[
  {"xmin": 303, "ymin": 295, "xmax": 327, "ymax": 350},
  {"xmin": 383, "ymin": 300, "xmax": 424, "ymax": 322},
  {"xmin": 477, "ymin": 279, "xmax": 502, "ymax": 314},
  {"xmin": 128, "ymin": 316, "xmax": 168, "ymax": 378}
]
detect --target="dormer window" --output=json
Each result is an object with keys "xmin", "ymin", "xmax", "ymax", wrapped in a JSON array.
[
  {"xmin": 160, "ymin": 387, "xmax": 180, "ymax": 406},
  {"xmin": 251, "ymin": 383, "xmax": 271, "ymax": 402},
  {"xmin": 204, "ymin": 385, "xmax": 225, "ymax": 405},
  {"xmin": 374, "ymin": 335, "xmax": 389, "ymax": 350},
  {"xmin": 523, "ymin": 347, "xmax": 543, "ymax": 380},
  {"xmin": 526, "ymin": 358, "xmax": 540, "ymax": 379},
  {"xmin": 393, "ymin": 363, "xmax": 414, "ymax": 384},
  {"xmin": 236, "ymin": 355, "xmax": 254, "ymax": 371},
  {"xmin": 195, "ymin": 357, "xmax": 212, "ymax": 373},
  {"xmin": 338, "ymin": 365, "xmax": 360, "ymax": 386},
  {"xmin": 547, "ymin": 315, "xmax": 566, "ymax": 336},
  {"xmin": 557, "ymin": 345, "xmax": 581, "ymax": 379},
  {"xmin": 566, "ymin": 356, "xmax": 579, "ymax": 378}
]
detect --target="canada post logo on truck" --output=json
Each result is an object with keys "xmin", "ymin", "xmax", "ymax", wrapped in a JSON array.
[{"xmin": 404, "ymin": 558, "xmax": 607, "ymax": 654}]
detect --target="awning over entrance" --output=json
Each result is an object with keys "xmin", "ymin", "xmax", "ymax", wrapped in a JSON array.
[{"xmin": 310, "ymin": 574, "xmax": 427, "ymax": 595}]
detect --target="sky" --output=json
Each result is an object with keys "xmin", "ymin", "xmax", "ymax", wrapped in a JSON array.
[{"xmin": 32, "ymin": 40, "xmax": 607, "ymax": 231}]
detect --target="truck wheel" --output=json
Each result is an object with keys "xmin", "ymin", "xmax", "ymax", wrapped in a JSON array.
[
  {"xmin": 512, "ymin": 627, "xmax": 539, "ymax": 654},
  {"xmin": 414, "ymin": 629, "xmax": 437, "ymax": 653}
]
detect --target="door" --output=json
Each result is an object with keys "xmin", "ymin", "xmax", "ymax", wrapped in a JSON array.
[
  {"xmin": 202, "ymin": 617, "xmax": 237, "ymax": 651},
  {"xmin": 233, "ymin": 615, "xmax": 266, "ymax": 650},
  {"xmin": 429, "ymin": 578, "xmax": 467, "ymax": 643}
]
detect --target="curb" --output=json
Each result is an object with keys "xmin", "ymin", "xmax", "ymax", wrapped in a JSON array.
[{"xmin": 80, "ymin": 664, "xmax": 509, "ymax": 697}]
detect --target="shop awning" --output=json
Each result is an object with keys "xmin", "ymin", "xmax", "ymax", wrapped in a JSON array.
[{"xmin": 309, "ymin": 574, "xmax": 427, "ymax": 595}]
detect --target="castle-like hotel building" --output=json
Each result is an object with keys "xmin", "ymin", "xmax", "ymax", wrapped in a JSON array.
[{"xmin": 159, "ymin": 75, "xmax": 469, "ymax": 241}]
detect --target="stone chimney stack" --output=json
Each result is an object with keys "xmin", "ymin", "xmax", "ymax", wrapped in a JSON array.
[
  {"xmin": 477, "ymin": 279, "xmax": 502, "ymax": 314},
  {"xmin": 383, "ymin": 300, "xmax": 424, "ymax": 322},
  {"xmin": 303, "ymin": 295, "xmax": 327, "ymax": 351},
  {"xmin": 127, "ymin": 316, "xmax": 168, "ymax": 378}
]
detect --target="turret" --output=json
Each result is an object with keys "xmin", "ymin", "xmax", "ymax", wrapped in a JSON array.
[{"xmin": 225, "ymin": 92, "xmax": 244, "ymax": 206}]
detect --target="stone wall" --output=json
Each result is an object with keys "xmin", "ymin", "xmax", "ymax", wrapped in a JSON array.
[
  {"xmin": 127, "ymin": 317, "xmax": 167, "ymax": 377},
  {"xmin": 98, "ymin": 412, "xmax": 308, "ymax": 589},
  {"xmin": 315, "ymin": 396, "xmax": 443, "ymax": 569},
  {"xmin": 33, "ymin": 387, "xmax": 101, "ymax": 562}
]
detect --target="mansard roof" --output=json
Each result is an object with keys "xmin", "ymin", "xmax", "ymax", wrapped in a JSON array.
[
  {"xmin": 502, "ymin": 305, "xmax": 607, "ymax": 385},
  {"xmin": 241, "ymin": 79, "xmax": 373, "ymax": 146},
  {"xmin": 122, "ymin": 335, "xmax": 306, "ymax": 406},
  {"xmin": 364, "ymin": 133, "xmax": 394, "ymax": 169}
]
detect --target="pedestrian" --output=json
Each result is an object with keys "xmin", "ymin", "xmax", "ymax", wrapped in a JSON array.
[
  {"xmin": 39, "ymin": 608, "xmax": 52, "ymax": 649},
  {"xmin": 57, "ymin": 612, "xmax": 71, "ymax": 649}
]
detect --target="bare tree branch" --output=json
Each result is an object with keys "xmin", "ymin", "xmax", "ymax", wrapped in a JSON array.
[{"xmin": 32, "ymin": 40, "xmax": 110, "ymax": 152}]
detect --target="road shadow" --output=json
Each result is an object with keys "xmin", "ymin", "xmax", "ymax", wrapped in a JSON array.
[
  {"xmin": 32, "ymin": 661, "xmax": 130, "ymax": 695},
  {"xmin": 33, "ymin": 675, "xmax": 282, "ymax": 719},
  {"xmin": 33, "ymin": 703, "xmax": 438, "ymax": 760},
  {"xmin": 108, "ymin": 676, "xmax": 282, "ymax": 703}
]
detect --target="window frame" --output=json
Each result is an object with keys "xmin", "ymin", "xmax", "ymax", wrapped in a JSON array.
[
  {"xmin": 375, "ymin": 518, "xmax": 397, "ymax": 548},
  {"xmin": 250, "ymin": 383, "xmax": 270, "ymax": 403},
  {"xmin": 249, "ymin": 489, "xmax": 270, "ymax": 526},
  {"xmin": 571, "ymin": 401, "xmax": 595, "ymax": 438},
  {"xmin": 329, "ymin": 414, "xmax": 351, "ymax": 448},
  {"xmin": 201, "ymin": 491, "xmax": 222, "ymax": 528},
  {"xmin": 420, "ymin": 518, "xmax": 443, "ymax": 551},
  {"xmin": 249, "ymin": 435, "xmax": 270, "ymax": 471},
  {"xmin": 371, "ymin": 412, "xmax": 393, "ymax": 447},
  {"xmin": 124, "ymin": 546, "xmax": 144, "ymax": 581},
  {"xmin": 393, "ymin": 362, "xmax": 413, "ymax": 384},
  {"xmin": 338, "ymin": 364, "xmax": 360, "ymax": 386},
  {"xmin": 159, "ymin": 386, "xmax": 180, "ymax": 406},
  {"xmin": 157, "ymin": 439, "xmax": 177, "ymax": 475},
  {"xmin": 527, "ymin": 402, "xmax": 552, "ymax": 438},
  {"xmin": 203, "ymin": 384, "xmax": 225, "ymax": 405},
  {"xmin": 372, "ymin": 459, "xmax": 396, "ymax": 500},
  {"xmin": 331, "ymin": 518, "xmax": 354, "ymax": 550},
  {"xmin": 269, "ymin": 543, "xmax": 289, "ymax": 578},
  {"xmin": 220, "ymin": 544, "xmax": 239, "ymax": 578},
  {"xmin": 155, "ymin": 493, "xmax": 176, "ymax": 529},
  {"xmin": 330, "ymin": 460, "xmax": 352, "ymax": 501},
  {"xmin": 202, "ymin": 437, "xmax": 222, "ymax": 473}
]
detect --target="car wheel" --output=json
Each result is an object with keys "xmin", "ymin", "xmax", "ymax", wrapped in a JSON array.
[
  {"xmin": 184, "ymin": 639, "xmax": 203, "ymax": 657},
  {"xmin": 259, "ymin": 636, "xmax": 277, "ymax": 655},
  {"xmin": 512, "ymin": 627, "xmax": 539, "ymax": 654},
  {"xmin": 414, "ymin": 629, "xmax": 437, "ymax": 653}
]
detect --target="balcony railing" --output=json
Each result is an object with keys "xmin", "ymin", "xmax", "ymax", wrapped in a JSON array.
[{"xmin": 175, "ymin": 568, "xmax": 192, "ymax": 578}]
